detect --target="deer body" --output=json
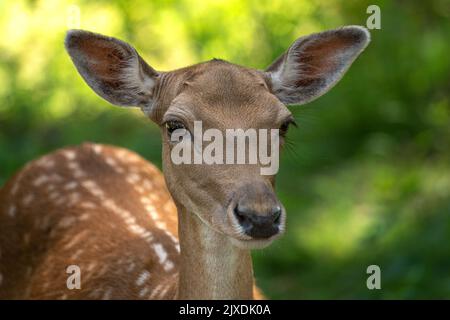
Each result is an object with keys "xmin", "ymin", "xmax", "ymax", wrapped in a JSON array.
[
  {"xmin": 0, "ymin": 143, "xmax": 261, "ymax": 299},
  {"xmin": 0, "ymin": 144, "xmax": 180, "ymax": 299},
  {"xmin": 0, "ymin": 26, "xmax": 370, "ymax": 299}
]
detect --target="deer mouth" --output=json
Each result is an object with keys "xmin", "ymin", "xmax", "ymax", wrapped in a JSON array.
[{"xmin": 229, "ymin": 235, "xmax": 283, "ymax": 250}]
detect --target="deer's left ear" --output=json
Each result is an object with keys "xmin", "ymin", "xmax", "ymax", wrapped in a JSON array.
[
  {"xmin": 265, "ymin": 26, "xmax": 370, "ymax": 105},
  {"xmin": 65, "ymin": 30, "xmax": 159, "ymax": 114}
]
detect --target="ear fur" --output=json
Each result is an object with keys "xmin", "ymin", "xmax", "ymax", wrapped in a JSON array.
[
  {"xmin": 266, "ymin": 26, "xmax": 370, "ymax": 105},
  {"xmin": 65, "ymin": 30, "xmax": 158, "ymax": 113}
]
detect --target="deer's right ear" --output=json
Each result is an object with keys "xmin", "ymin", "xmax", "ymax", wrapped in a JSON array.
[
  {"xmin": 265, "ymin": 26, "xmax": 370, "ymax": 106},
  {"xmin": 65, "ymin": 30, "xmax": 159, "ymax": 113}
]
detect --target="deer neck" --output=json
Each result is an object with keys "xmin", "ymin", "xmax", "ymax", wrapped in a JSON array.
[{"xmin": 176, "ymin": 204, "xmax": 254, "ymax": 299}]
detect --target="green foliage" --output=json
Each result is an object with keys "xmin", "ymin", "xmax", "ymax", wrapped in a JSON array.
[{"xmin": 1, "ymin": 0, "xmax": 449, "ymax": 298}]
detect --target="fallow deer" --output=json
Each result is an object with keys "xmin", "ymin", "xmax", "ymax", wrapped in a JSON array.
[{"xmin": 0, "ymin": 26, "xmax": 370, "ymax": 299}]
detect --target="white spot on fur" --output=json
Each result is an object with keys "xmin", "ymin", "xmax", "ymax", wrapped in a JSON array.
[
  {"xmin": 163, "ymin": 260, "xmax": 174, "ymax": 272},
  {"xmin": 126, "ymin": 173, "xmax": 141, "ymax": 184},
  {"xmin": 63, "ymin": 150, "xmax": 76, "ymax": 160},
  {"xmin": 126, "ymin": 154, "xmax": 141, "ymax": 163},
  {"xmin": 102, "ymin": 198, "xmax": 154, "ymax": 243},
  {"xmin": 139, "ymin": 286, "xmax": 150, "ymax": 297},
  {"xmin": 142, "ymin": 202, "xmax": 178, "ymax": 248},
  {"xmin": 33, "ymin": 175, "xmax": 49, "ymax": 187},
  {"xmin": 64, "ymin": 181, "xmax": 78, "ymax": 190},
  {"xmin": 67, "ymin": 162, "xmax": 86, "ymax": 178},
  {"xmin": 128, "ymin": 224, "xmax": 153, "ymax": 242},
  {"xmin": 156, "ymin": 221, "xmax": 167, "ymax": 230},
  {"xmin": 36, "ymin": 157, "xmax": 55, "ymax": 168},
  {"xmin": 149, "ymin": 284, "xmax": 163, "ymax": 299},
  {"xmin": 22, "ymin": 194, "xmax": 34, "ymax": 206},
  {"xmin": 79, "ymin": 177, "xmax": 170, "ymax": 264},
  {"xmin": 127, "ymin": 262, "xmax": 136, "ymax": 272},
  {"xmin": 163, "ymin": 230, "xmax": 180, "ymax": 252},
  {"xmin": 104, "ymin": 156, "xmax": 126, "ymax": 174},
  {"xmin": 92, "ymin": 144, "xmax": 103, "ymax": 154},
  {"xmin": 152, "ymin": 243, "xmax": 174, "ymax": 271},
  {"xmin": 146, "ymin": 205, "xmax": 159, "ymax": 220},
  {"xmin": 115, "ymin": 149, "xmax": 127, "ymax": 159},
  {"xmin": 73, "ymin": 169, "xmax": 86, "ymax": 178},
  {"xmin": 135, "ymin": 186, "xmax": 145, "ymax": 194},
  {"xmin": 82, "ymin": 180, "xmax": 104, "ymax": 197},
  {"xmin": 152, "ymin": 241, "xmax": 165, "ymax": 257},
  {"xmin": 79, "ymin": 213, "xmax": 90, "ymax": 221},
  {"xmin": 48, "ymin": 191, "xmax": 60, "ymax": 201},
  {"xmin": 116, "ymin": 167, "xmax": 125, "ymax": 174},
  {"xmin": 68, "ymin": 162, "xmax": 80, "ymax": 170},
  {"xmin": 136, "ymin": 270, "xmax": 151, "ymax": 286},
  {"xmin": 150, "ymin": 193, "xmax": 160, "ymax": 202},
  {"xmin": 63, "ymin": 231, "xmax": 88, "ymax": 249},
  {"xmin": 159, "ymin": 283, "xmax": 171, "ymax": 299},
  {"xmin": 58, "ymin": 216, "xmax": 77, "ymax": 228},
  {"xmin": 105, "ymin": 157, "xmax": 117, "ymax": 166},
  {"xmin": 7, "ymin": 205, "xmax": 16, "ymax": 218},
  {"xmin": 102, "ymin": 288, "xmax": 113, "ymax": 300},
  {"xmin": 68, "ymin": 192, "xmax": 81, "ymax": 206},
  {"xmin": 142, "ymin": 179, "xmax": 153, "ymax": 190},
  {"xmin": 80, "ymin": 201, "xmax": 96, "ymax": 209},
  {"xmin": 163, "ymin": 201, "xmax": 175, "ymax": 213},
  {"xmin": 71, "ymin": 248, "xmax": 84, "ymax": 260}
]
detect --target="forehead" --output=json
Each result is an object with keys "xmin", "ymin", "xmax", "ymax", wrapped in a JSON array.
[{"xmin": 166, "ymin": 60, "xmax": 291, "ymax": 128}]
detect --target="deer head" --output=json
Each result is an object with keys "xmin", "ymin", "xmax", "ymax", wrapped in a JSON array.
[{"xmin": 65, "ymin": 26, "xmax": 370, "ymax": 251}]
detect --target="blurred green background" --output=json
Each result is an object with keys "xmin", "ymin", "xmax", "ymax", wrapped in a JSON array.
[{"xmin": 1, "ymin": 0, "xmax": 449, "ymax": 299}]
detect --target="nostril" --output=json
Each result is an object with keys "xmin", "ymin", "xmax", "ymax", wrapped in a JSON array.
[
  {"xmin": 234, "ymin": 206, "xmax": 244, "ymax": 222},
  {"xmin": 272, "ymin": 206, "xmax": 282, "ymax": 224},
  {"xmin": 233, "ymin": 205, "xmax": 252, "ymax": 230}
]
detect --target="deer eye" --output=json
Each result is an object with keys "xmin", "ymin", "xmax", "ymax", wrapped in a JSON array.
[{"xmin": 165, "ymin": 120, "xmax": 187, "ymax": 138}]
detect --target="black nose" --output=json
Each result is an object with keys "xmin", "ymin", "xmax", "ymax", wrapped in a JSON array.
[{"xmin": 234, "ymin": 205, "xmax": 282, "ymax": 239}]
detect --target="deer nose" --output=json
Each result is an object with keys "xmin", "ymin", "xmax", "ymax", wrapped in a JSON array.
[{"xmin": 233, "ymin": 204, "xmax": 282, "ymax": 239}]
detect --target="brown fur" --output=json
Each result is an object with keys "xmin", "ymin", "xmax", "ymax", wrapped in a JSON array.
[{"xmin": 0, "ymin": 143, "xmax": 180, "ymax": 299}]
